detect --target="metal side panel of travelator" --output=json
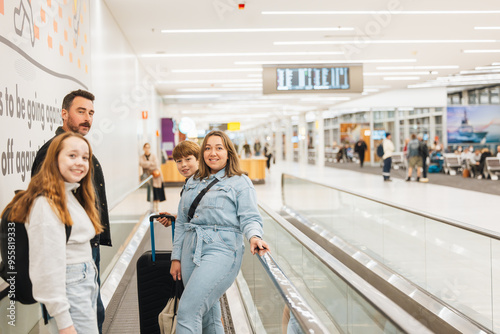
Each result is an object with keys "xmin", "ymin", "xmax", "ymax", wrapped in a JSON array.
[{"xmin": 234, "ymin": 203, "xmax": 432, "ymax": 334}]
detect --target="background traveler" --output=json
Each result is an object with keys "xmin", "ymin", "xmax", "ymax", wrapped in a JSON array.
[
  {"xmin": 140, "ymin": 143, "xmax": 166, "ymax": 212},
  {"xmin": 382, "ymin": 133, "xmax": 395, "ymax": 181},
  {"xmin": 406, "ymin": 134, "xmax": 423, "ymax": 182},
  {"xmin": 354, "ymin": 139, "xmax": 367, "ymax": 167}
]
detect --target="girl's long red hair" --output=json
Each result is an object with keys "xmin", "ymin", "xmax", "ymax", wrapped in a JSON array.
[{"xmin": 2, "ymin": 132, "xmax": 103, "ymax": 234}]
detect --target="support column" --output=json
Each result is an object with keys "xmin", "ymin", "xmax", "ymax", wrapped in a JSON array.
[
  {"xmin": 275, "ymin": 121, "xmax": 283, "ymax": 163},
  {"xmin": 369, "ymin": 110, "xmax": 375, "ymax": 166},
  {"xmin": 299, "ymin": 113, "xmax": 307, "ymax": 165},
  {"xmin": 285, "ymin": 118, "xmax": 293, "ymax": 162},
  {"xmin": 316, "ymin": 111, "xmax": 325, "ymax": 167},
  {"xmin": 394, "ymin": 109, "xmax": 400, "ymax": 152}
]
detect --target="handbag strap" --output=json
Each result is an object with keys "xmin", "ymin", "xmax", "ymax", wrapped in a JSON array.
[
  {"xmin": 187, "ymin": 178, "xmax": 219, "ymax": 222},
  {"xmin": 173, "ymin": 280, "xmax": 182, "ymax": 316}
]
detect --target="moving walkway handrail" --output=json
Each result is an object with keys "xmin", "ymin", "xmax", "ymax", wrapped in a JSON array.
[
  {"xmin": 258, "ymin": 202, "xmax": 432, "ymax": 334},
  {"xmin": 109, "ymin": 175, "xmax": 153, "ymax": 210},
  {"xmin": 257, "ymin": 252, "xmax": 330, "ymax": 334},
  {"xmin": 281, "ymin": 173, "xmax": 500, "ymax": 240}
]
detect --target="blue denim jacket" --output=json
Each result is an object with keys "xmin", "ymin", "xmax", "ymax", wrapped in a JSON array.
[{"xmin": 172, "ymin": 168, "xmax": 263, "ymax": 262}]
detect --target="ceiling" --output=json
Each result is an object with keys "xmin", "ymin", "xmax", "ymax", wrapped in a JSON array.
[{"xmin": 103, "ymin": 0, "xmax": 500, "ymax": 131}]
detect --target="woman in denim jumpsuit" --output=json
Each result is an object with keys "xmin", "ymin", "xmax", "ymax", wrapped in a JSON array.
[{"xmin": 171, "ymin": 130, "xmax": 270, "ymax": 333}]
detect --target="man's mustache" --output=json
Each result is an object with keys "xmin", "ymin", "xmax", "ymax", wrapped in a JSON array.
[{"xmin": 80, "ymin": 122, "xmax": 91, "ymax": 127}]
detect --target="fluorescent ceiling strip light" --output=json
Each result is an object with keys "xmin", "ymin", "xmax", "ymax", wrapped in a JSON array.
[
  {"xmin": 159, "ymin": 79, "xmax": 262, "ymax": 84},
  {"xmin": 142, "ymin": 51, "xmax": 343, "ymax": 58},
  {"xmin": 171, "ymin": 68, "xmax": 262, "ymax": 73},
  {"xmin": 364, "ymin": 85, "xmax": 392, "ymax": 89},
  {"xmin": 435, "ymin": 74, "xmax": 500, "ymax": 81},
  {"xmin": 463, "ymin": 50, "xmax": 500, "ymax": 53},
  {"xmin": 213, "ymin": 104, "xmax": 281, "ymax": 108},
  {"xmin": 475, "ymin": 27, "xmax": 500, "ymax": 30},
  {"xmin": 493, "ymin": 63, "xmax": 500, "ymax": 66},
  {"xmin": 221, "ymin": 84, "xmax": 263, "ymax": 88},
  {"xmin": 460, "ymin": 69, "xmax": 500, "ymax": 75},
  {"xmin": 300, "ymin": 97, "xmax": 350, "ymax": 101},
  {"xmin": 262, "ymin": 10, "xmax": 500, "ymax": 15},
  {"xmin": 384, "ymin": 76, "xmax": 420, "ymax": 80},
  {"xmin": 364, "ymin": 71, "xmax": 438, "ymax": 76},
  {"xmin": 162, "ymin": 27, "xmax": 354, "ymax": 33},
  {"xmin": 275, "ymin": 39, "xmax": 497, "ymax": 45},
  {"xmin": 247, "ymin": 74, "xmax": 263, "ymax": 78},
  {"xmin": 163, "ymin": 94, "xmax": 222, "ymax": 98},
  {"xmin": 363, "ymin": 89, "xmax": 380, "ymax": 93},
  {"xmin": 176, "ymin": 88, "xmax": 262, "ymax": 92},
  {"xmin": 475, "ymin": 66, "xmax": 500, "ymax": 70},
  {"xmin": 376, "ymin": 65, "xmax": 458, "ymax": 70},
  {"xmin": 235, "ymin": 59, "xmax": 416, "ymax": 65}
]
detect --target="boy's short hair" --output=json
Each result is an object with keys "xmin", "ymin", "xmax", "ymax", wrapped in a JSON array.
[{"xmin": 173, "ymin": 141, "xmax": 200, "ymax": 161}]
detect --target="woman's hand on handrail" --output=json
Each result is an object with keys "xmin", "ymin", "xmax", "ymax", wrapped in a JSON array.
[{"xmin": 250, "ymin": 236, "xmax": 270, "ymax": 256}]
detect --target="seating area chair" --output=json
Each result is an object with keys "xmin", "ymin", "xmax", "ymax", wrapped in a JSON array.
[
  {"xmin": 391, "ymin": 152, "xmax": 406, "ymax": 170},
  {"xmin": 443, "ymin": 154, "xmax": 461, "ymax": 175},
  {"xmin": 485, "ymin": 157, "xmax": 500, "ymax": 180},
  {"xmin": 464, "ymin": 158, "xmax": 475, "ymax": 178}
]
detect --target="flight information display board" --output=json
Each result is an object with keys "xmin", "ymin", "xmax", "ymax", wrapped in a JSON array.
[
  {"xmin": 263, "ymin": 64, "xmax": 363, "ymax": 94},
  {"xmin": 276, "ymin": 67, "xmax": 350, "ymax": 91}
]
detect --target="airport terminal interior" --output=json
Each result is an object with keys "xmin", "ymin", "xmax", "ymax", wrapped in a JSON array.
[{"xmin": 1, "ymin": 1, "xmax": 500, "ymax": 333}]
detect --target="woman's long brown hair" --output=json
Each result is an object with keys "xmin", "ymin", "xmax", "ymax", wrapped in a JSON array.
[
  {"xmin": 195, "ymin": 130, "xmax": 247, "ymax": 180},
  {"xmin": 1, "ymin": 132, "xmax": 103, "ymax": 234}
]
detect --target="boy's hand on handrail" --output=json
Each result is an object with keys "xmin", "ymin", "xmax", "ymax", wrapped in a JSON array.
[{"xmin": 157, "ymin": 212, "xmax": 176, "ymax": 227}]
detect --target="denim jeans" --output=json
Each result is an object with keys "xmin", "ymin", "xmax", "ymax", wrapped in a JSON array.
[
  {"xmin": 177, "ymin": 228, "xmax": 244, "ymax": 333},
  {"xmin": 92, "ymin": 245, "xmax": 105, "ymax": 334},
  {"xmin": 47, "ymin": 261, "xmax": 99, "ymax": 333}
]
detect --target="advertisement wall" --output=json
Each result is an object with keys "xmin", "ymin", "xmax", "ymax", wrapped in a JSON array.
[
  {"xmin": 447, "ymin": 106, "xmax": 500, "ymax": 144},
  {"xmin": 0, "ymin": 0, "xmax": 90, "ymax": 209}
]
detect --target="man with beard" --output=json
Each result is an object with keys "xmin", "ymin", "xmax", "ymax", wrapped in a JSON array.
[{"xmin": 31, "ymin": 89, "xmax": 111, "ymax": 334}]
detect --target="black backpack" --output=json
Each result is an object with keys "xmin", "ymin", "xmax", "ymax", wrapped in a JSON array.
[
  {"xmin": 376, "ymin": 143, "xmax": 384, "ymax": 158},
  {"xmin": 0, "ymin": 205, "xmax": 71, "ymax": 304}
]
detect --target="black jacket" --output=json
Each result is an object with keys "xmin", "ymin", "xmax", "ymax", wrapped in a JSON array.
[{"xmin": 31, "ymin": 127, "xmax": 112, "ymax": 247}]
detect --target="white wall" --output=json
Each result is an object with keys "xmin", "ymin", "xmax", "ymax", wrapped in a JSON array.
[{"xmin": 89, "ymin": 1, "xmax": 160, "ymax": 206}]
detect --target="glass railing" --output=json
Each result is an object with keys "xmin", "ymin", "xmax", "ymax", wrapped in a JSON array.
[
  {"xmin": 282, "ymin": 173, "xmax": 500, "ymax": 332},
  {"xmin": 237, "ymin": 205, "xmax": 416, "ymax": 334}
]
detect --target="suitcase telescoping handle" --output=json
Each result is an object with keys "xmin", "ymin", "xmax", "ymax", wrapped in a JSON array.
[{"xmin": 149, "ymin": 214, "xmax": 176, "ymax": 262}]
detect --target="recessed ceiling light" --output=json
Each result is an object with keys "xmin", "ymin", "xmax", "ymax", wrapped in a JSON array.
[
  {"xmin": 236, "ymin": 59, "xmax": 416, "ymax": 65},
  {"xmin": 376, "ymin": 65, "xmax": 459, "ymax": 70},
  {"xmin": 463, "ymin": 50, "xmax": 500, "ymax": 53},
  {"xmin": 275, "ymin": 39, "xmax": 497, "ymax": 45},
  {"xmin": 262, "ymin": 10, "xmax": 500, "ymax": 15},
  {"xmin": 460, "ymin": 69, "xmax": 500, "ymax": 74},
  {"xmin": 474, "ymin": 27, "xmax": 500, "ymax": 30},
  {"xmin": 221, "ymin": 84, "xmax": 263, "ymax": 88},
  {"xmin": 384, "ymin": 76, "xmax": 420, "ymax": 80},
  {"xmin": 162, "ymin": 27, "xmax": 354, "ymax": 33},
  {"xmin": 159, "ymin": 79, "xmax": 262, "ymax": 84},
  {"xmin": 163, "ymin": 94, "xmax": 222, "ymax": 98},
  {"xmin": 300, "ymin": 97, "xmax": 350, "ymax": 101},
  {"xmin": 365, "ymin": 71, "xmax": 438, "ymax": 76},
  {"xmin": 176, "ymin": 88, "xmax": 262, "ymax": 92},
  {"xmin": 171, "ymin": 68, "xmax": 262, "ymax": 73},
  {"xmin": 142, "ymin": 51, "xmax": 344, "ymax": 58}
]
